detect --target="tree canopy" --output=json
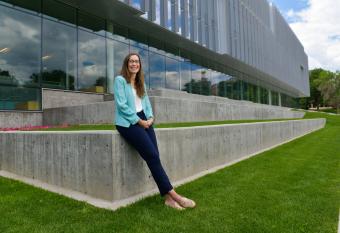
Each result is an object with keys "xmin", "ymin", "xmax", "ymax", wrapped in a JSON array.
[{"xmin": 302, "ymin": 68, "xmax": 340, "ymax": 113}]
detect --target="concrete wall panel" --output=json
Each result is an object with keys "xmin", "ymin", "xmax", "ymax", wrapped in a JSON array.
[
  {"xmin": 0, "ymin": 118, "xmax": 325, "ymax": 205},
  {"xmin": 42, "ymin": 89, "xmax": 304, "ymax": 126},
  {"xmin": 0, "ymin": 112, "xmax": 42, "ymax": 128},
  {"xmin": 42, "ymin": 89, "xmax": 105, "ymax": 109}
]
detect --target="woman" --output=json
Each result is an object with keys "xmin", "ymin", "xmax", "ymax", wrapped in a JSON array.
[{"xmin": 114, "ymin": 53, "xmax": 196, "ymax": 210}]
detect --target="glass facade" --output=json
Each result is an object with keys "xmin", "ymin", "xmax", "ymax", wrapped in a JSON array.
[
  {"xmin": 0, "ymin": 0, "xmax": 297, "ymax": 111},
  {"xmin": 42, "ymin": 18, "xmax": 76, "ymax": 90},
  {"xmin": 0, "ymin": 3, "xmax": 41, "ymax": 110}
]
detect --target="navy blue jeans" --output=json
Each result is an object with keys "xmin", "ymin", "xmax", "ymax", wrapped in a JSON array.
[{"xmin": 116, "ymin": 111, "xmax": 173, "ymax": 196}]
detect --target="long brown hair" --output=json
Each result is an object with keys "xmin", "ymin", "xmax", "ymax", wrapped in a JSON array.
[{"xmin": 120, "ymin": 53, "xmax": 145, "ymax": 97}]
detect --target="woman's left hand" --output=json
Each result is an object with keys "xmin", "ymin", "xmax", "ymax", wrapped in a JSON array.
[{"xmin": 147, "ymin": 118, "xmax": 154, "ymax": 126}]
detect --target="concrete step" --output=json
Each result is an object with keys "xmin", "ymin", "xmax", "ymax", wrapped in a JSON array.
[{"xmin": 42, "ymin": 95, "xmax": 304, "ymax": 126}]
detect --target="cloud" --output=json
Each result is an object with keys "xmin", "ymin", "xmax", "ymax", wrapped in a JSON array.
[
  {"xmin": 285, "ymin": 9, "xmax": 302, "ymax": 23},
  {"xmin": 287, "ymin": 0, "xmax": 340, "ymax": 72}
]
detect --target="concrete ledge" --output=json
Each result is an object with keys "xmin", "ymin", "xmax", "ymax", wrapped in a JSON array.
[
  {"xmin": 42, "ymin": 97, "xmax": 304, "ymax": 126},
  {"xmin": 0, "ymin": 118, "xmax": 325, "ymax": 209},
  {"xmin": 42, "ymin": 88, "xmax": 106, "ymax": 109},
  {"xmin": 0, "ymin": 111, "xmax": 42, "ymax": 128},
  {"xmin": 43, "ymin": 101, "xmax": 114, "ymax": 126}
]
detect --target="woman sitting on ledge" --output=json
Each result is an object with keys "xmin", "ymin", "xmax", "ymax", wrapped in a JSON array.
[{"xmin": 113, "ymin": 53, "xmax": 196, "ymax": 210}]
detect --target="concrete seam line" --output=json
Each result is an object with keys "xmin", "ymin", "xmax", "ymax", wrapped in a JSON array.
[
  {"xmin": 0, "ymin": 125, "xmax": 324, "ymax": 211},
  {"xmin": 338, "ymin": 209, "xmax": 340, "ymax": 233},
  {"xmin": 155, "ymin": 118, "xmax": 326, "ymax": 131}
]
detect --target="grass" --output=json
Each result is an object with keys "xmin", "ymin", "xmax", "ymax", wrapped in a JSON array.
[
  {"xmin": 37, "ymin": 118, "xmax": 301, "ymax": 131},
  {"xmin": 0, "ymin": 111, "xmax": 339, "ymax": 233},
  {"xmin": 317, "ymin": 108, "xmax": 339, "ymax": 114}
]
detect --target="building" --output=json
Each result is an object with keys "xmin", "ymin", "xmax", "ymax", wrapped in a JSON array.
[{"xmin": 0, "ymin": 0, "xmax": 309, "ymax": 111}]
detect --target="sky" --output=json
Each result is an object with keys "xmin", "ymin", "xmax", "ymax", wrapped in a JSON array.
[{"xmin": 269, "ymin": 0, "xmax": 340, "ymax": 72}]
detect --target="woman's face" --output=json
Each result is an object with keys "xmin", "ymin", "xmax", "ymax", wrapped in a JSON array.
[{"xmin": 128, "ymin": 55, "xmax": 140, "ymax": 75}]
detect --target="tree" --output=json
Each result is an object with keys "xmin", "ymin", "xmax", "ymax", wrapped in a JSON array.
[
  {"xmin": 318, "ymin": 71, "xmax": 340, "ymax": 113},
  {"xmin": 308, "ymin": 68, "xmax": 326, "ymax": 109}
]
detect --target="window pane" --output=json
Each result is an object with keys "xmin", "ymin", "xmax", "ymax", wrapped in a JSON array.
[
  {"xmin": 191, "ymin": 64, "xmax": 203, "ymax": 94},
  {"xmin": 242, "ymin": 81, "xmax": 249, "ymax": 100},
  {"xmin": 0, "ymin": 85, "xmax": 41, "ymax": 110},
  {"xmin": 214, "ymin": 72, "xmax": 229, "ymax": 97},
  {"xmin": 78, "ymin": 30, "xmax": 106, "ymax": 93},
  {"xmin": 260, "ymin": 87, "xmax": 269, "ymax": 104},
  {"xmin": 42, "ymin": 19, "xmax": 76, "ymax": 90},
  {"xmin": 271, "ymin": 91, "xmax": 279, "ymax": 106},
  {"xmin": 0, "ymin": 5, "xmax": 41, "ymax": 88},
  {"xmin": 112, "ymin": 39, "xmax": 129, "ymax": 77},
  {"xmin": 232, "ymin": 79, "xmax": 241, "ymax": 100},
  {"xmin": 107, "ymin": 22, "xmax": 129, "ymax": 43},
  {"xmin": 180, "ymin": 61, "xmax": 191, "ymax": 92},
  {"xmin": 200, "ymin": 69, "xmax": 211, "ymax": 96},
  {"xmin": 165, "ymin": 57, "xmax": 179, "ymax": 90},
  {"xmin": 149, "ymin": 52, "xmax": 165, "ymax": 89}
]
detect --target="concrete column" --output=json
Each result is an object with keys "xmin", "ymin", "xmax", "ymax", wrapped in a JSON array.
[
  {"xmin": 278, "ymin": 92, "xmax": 282, "ymax": 106},
  {"xmin": 107, "ymin": 39, "xmax": 114, "ymax": 94}
]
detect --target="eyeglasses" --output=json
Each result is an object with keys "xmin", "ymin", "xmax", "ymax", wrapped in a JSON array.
[{"xmin": 128, "ymin": 59, "xmax": 140, "ymax": 64}]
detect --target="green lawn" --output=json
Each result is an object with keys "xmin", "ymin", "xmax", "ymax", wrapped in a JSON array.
[
  {"xmin": 0, "ymin": 111, "xmax": 339, "ymax": 233},
  {"xmin": 316, "ymin": 108, "xmax": 339, "ymax": 114}
]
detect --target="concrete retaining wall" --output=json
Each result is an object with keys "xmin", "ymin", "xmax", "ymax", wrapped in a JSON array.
[
  {"xmin": 42, "ymin": 89, "xmax": 106, "ymax": 109},
  {"xmin": 0, "ymin": 111, "xmax": 42, "ymax": 128},
  {"xmin": 0, "ymin": 118, "xmax": 325, "ymax": 204},
  {"xmin": 43, "ymin": 101, "xmax": 115, "ymax": 126},
  {"xmin": 43, "ymin": 97, "xmax": 304, "ymax": 126}
]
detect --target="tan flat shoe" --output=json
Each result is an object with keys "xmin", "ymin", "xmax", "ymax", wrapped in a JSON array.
[
  {"xmin": 165, "ymin": 199, "xmax": 185, "ymax": 210},
  {"xmin": 178, "ymin": 197, "xmax": 196, "ymax": 208}
]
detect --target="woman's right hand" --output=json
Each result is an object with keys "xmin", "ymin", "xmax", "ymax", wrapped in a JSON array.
[{"xmin": 138, "ymin": 119, "xmax": 149, "ymax": 129}]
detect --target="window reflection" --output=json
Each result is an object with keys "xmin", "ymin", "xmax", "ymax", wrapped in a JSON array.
[
  {"xmin": 248, "ymin": 83, "xmax": 258, "ymax": 103},
  {"xmin": 259, "ymin": 87, "xmax": 269, "ymax": 104},
  {"xmin": 210, "ymin": 70, "xmax": 220, "ymax": 96},
  {"xmin": 232, "ymin": 79, "xmax": 242, "ymax": 100},
  {"xmin": 149, "ymin": 51, "xmax": 165, "ymax": 89},
  {"xmin": 42, "ymin": 18, "xmax": 76, "ymax": 90},
  {"xmin": 200, "ymin": 69, "xmax": 211, "ymax": 96},
  {"xmin": 214, "ymin": 73, "xmax": 231, "ymax": 97},
  {"xmin": 78, "ymin": 29, "xmax": 106, "ymax": 93},
  {"xmin": 0, "ymin": 4, "xmax": 41, "ymax": 87},
  {"xmin": 0, "ymin": 85, "xmax": 41, "ymax": 110},
  {"xmin": 180, "ymin": 60, "xmax": 191, "ymax": 92},
  {"xmin": 112, "ymin": 40, "xmax": 129, "ymax": 77},
  {"xmin": 190, "ymin": 64, "xmax": 202, "ymax": 94},
  {"xmin": 165, "ymin": 56, "xmax": 180, "ymax": 90},
  {"xmin": 271, "ymin": 91, "xmax": 279, "ymax": 106}
]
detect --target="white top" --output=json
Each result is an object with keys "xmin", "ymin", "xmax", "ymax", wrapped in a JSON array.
[{"xmin": 132, "ymin": 87, "xmax": 143, "ymax": 112}]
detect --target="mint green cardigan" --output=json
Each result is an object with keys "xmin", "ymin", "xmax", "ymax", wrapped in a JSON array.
[{"xmin": 113, "ymin": 75, "xmax": 154, "ymax": 127}]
